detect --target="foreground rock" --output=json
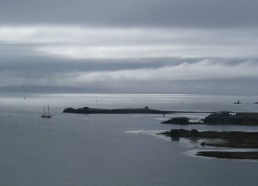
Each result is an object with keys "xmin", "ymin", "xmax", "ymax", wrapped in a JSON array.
[
  {"xmin": 161, "ymin": 117, "xmax": 203, "ymax": 125},
  {"xmin": 196, "ymin": 151, "xmax": 258, "ymax": 160},
  {"xmin": 160, "ymin": 129, "xmax": 258, "ymax": 159},
  {"xmin": 161, "ymin": 117, "xmax": 192, "ymax": 125},
  {"xmin": 63, "ymin": 106, "xmax": 172, "ymax": 114},
  {"xmin": 161, "ymin": 129, "xmax": 258, "ymax": 148},
  {"xmin": 203, "ymin": 111, "xmax": 258, "ymax": 125}
]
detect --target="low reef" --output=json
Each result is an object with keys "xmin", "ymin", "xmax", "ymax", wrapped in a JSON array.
[
  {"xmin": 161, "ymin": 117, "xmax": 201, "ymax": 125},
  {"xmin": 162, "ymin": 111, "xmax": 258, "ymax": 125},
  {"xmin": 203, "ymin": 111, "xmax": 258, "ymax": 125},
  {"xmin": 63, "ymin": 106, "xmax": 173, "ymax": 114},
  {"xmin": 160, "ymin": 129, "xmax": 258, "ymax": 159},
  {"xmin": 196, "ymin": 151, "xmax": 258, "ymax": 160},
  {"xmin": 161, "ymin": 129, "xmax": 258, "ymax": 148}
]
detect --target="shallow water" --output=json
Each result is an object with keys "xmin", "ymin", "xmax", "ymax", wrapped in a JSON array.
[{"xmin": 1, "ymin": 94, "xmax": 258, "ymax": 186}]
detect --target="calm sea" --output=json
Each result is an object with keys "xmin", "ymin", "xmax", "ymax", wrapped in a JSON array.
[{"xmin": 1, "ymin": 94, "xmax": 258, "ymax": 186}]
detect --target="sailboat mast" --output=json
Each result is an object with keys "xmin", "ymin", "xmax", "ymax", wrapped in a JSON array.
[
  {"xmin": 48, "ymin": 104, "xmax": 49, "ymax": 115},
  {"xmin": 41, "ymin": 104, "xmax": 53, "ymax": 118}
]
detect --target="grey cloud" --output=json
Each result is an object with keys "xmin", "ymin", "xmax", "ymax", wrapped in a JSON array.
[
  {"xmin": 0, "ymin": 56, "xmax": 185, "ymax": 75},
  {"xmin": 1, "ymin": 57, "xmax": 258, "ymax": 94},
  {"xmin": 1, "ymin": 55, "xmax": 250, "ymax": 80},
  {"xmin": 1, "ymin": 78, "xmax": 257, "ymax": 95},
  {"xmin": 0, "ymin": 0, "xmax": 257, "ymax": 28},
  {"xmin": 0, "ymin": 0, "xmax": 257, "ymax": 94},
  {"xmin": 1, "ymin": 26, "xmax": 257, "ymax": 59}
]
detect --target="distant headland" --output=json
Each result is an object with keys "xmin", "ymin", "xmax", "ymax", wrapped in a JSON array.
[
  {"xmin": 63, "ymin": 106, "xmax": 172, "ymax": 114},
  {"xmin": 63, "ymin": 106, "xmax": 213, "ymax": 114}
]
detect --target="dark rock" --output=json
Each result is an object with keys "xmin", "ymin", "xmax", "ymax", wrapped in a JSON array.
[
  {"xmin": 162, "ymin": 117, "xmax": 191, "ymax": 125},
  {"xmin": 191, "ymin": 129, "xmax": 199, "ymax": 135},
  {"xmin": 63, "ymin": 107, "xmax": 76, "ymax": 113},
  {"xmin": 160, "ymin": 129, "xmax": 258, "ymax": 148},
  {"xmin": 203, "ymin": 112, "xmax": 258, "ymax": 125},
  {"xmin": 196, "ymin": 151, "xmax": 258, "ymax": 160},
  {"xmin": 170, "ymin": 129, "xmax": 186, "ymax": 136},
  {"xmin": 63, "ymin": 106, "xmax": 172, "ymax": 114}
]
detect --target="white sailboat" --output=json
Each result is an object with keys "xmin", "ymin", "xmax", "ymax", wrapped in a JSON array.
[{"xmin": 41, "ymin": 105, "xmax": 53, "ymax": 118}]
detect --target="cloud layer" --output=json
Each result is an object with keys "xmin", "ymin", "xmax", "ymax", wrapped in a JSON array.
[
  {"xmin": 0, "ymin": 1, "xmax": 257, "ymax": 94},
  {"xmin": 1, "ymin": 26, "xmax": 258, "ymax": 59},
  {"xmin": 0, "ymin": 57, "xmax": 258, "ymax": 94}
]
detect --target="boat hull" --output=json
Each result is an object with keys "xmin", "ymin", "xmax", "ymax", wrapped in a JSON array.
[{"xmin": 41, "ymin": 115, "xmax": 52, "ymax": 118}]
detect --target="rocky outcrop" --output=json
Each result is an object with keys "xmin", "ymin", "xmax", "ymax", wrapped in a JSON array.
[
  {"xmin": 160, "ymin": 129, "xmax": 258, "ymax": 148},
  {"xmin": 160, "ymin": 129, "xmax": 258, "ymax": 159},
  {"xmin": 203, "ymin": 111, "xmax": 258, "ymax": 125},
  {"xmin": 63, "ymin": 106, "xmax": 172, "ymax": 114},
  {"xmin": 196, "ymin": 151, "xmax": 258, "ymax": 160},
  {"xmin": 162, "ymin": 112, "xmax": 258, "ymax": 126},
  {"xmin": 161, "ymin": 117, "xmax": 191, "ymax": 125}
]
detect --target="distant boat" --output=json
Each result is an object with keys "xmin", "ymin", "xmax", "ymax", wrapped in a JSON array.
[
  {"xmin": 41, "ymin": 105, "xmax": 53, "ymax": 118},
  {"xmin": 234, "ymin": 100, "xmax": 241, "ymax": 104}
]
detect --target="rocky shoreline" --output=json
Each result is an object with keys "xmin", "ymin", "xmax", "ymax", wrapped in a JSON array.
[
  {"xmin": 160, "ymin": 129, "xmax": 258, "ymax": 159},
  {"xmin": 196, "ymin": 151, "xmax": 258, "ymax": 160},
  {"xmin": 63, "ymin": 106, "xmax": 258, "ymax": 159},
  {"xmin": 161, "ymin": 129, "xmax": 258, "ymax": 148},
  {"xmin": 162, "ymin": 111, "xmax": 258, "ymax": 125}
]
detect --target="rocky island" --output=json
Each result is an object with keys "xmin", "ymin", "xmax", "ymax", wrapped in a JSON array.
[
  {"xmin": 203, "ymin": 112, "xmax": 258, "ymax": 125},
  {"xmin": 160, "ymin": 129, "xmax": 258, "ymax": 159},
  {"xmin": 162, "ymin": 117, "xmax": 194, "ymax": 125},
  {"xmin": 63, "ymin": 106, "xmax": 173, "ymax": 114},
  {"xmin": 162, "ymin": 111, "xmax": 258, "ymax": 125},
  {"xmin": 161, "ymin": 129, "xmax": 258, "ymax": 148},
  {"xmin": 161, "ymin": 117, "xmax": 205, "ymax": 125}
]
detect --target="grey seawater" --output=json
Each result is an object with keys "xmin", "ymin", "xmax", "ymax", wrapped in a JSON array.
[{"xmin": 1, "ymin": 94, "xmax": 258, "ymax": 186}]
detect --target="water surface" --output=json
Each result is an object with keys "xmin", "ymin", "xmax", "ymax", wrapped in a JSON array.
[{"xmin": 1, "ymin": 94, "xmax": 258, "ymax": 186}]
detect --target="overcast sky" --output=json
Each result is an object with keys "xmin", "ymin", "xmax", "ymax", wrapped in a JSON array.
[{"xmin": 0, "ymin": 0, "xmax": 258, "ymax": 94}]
